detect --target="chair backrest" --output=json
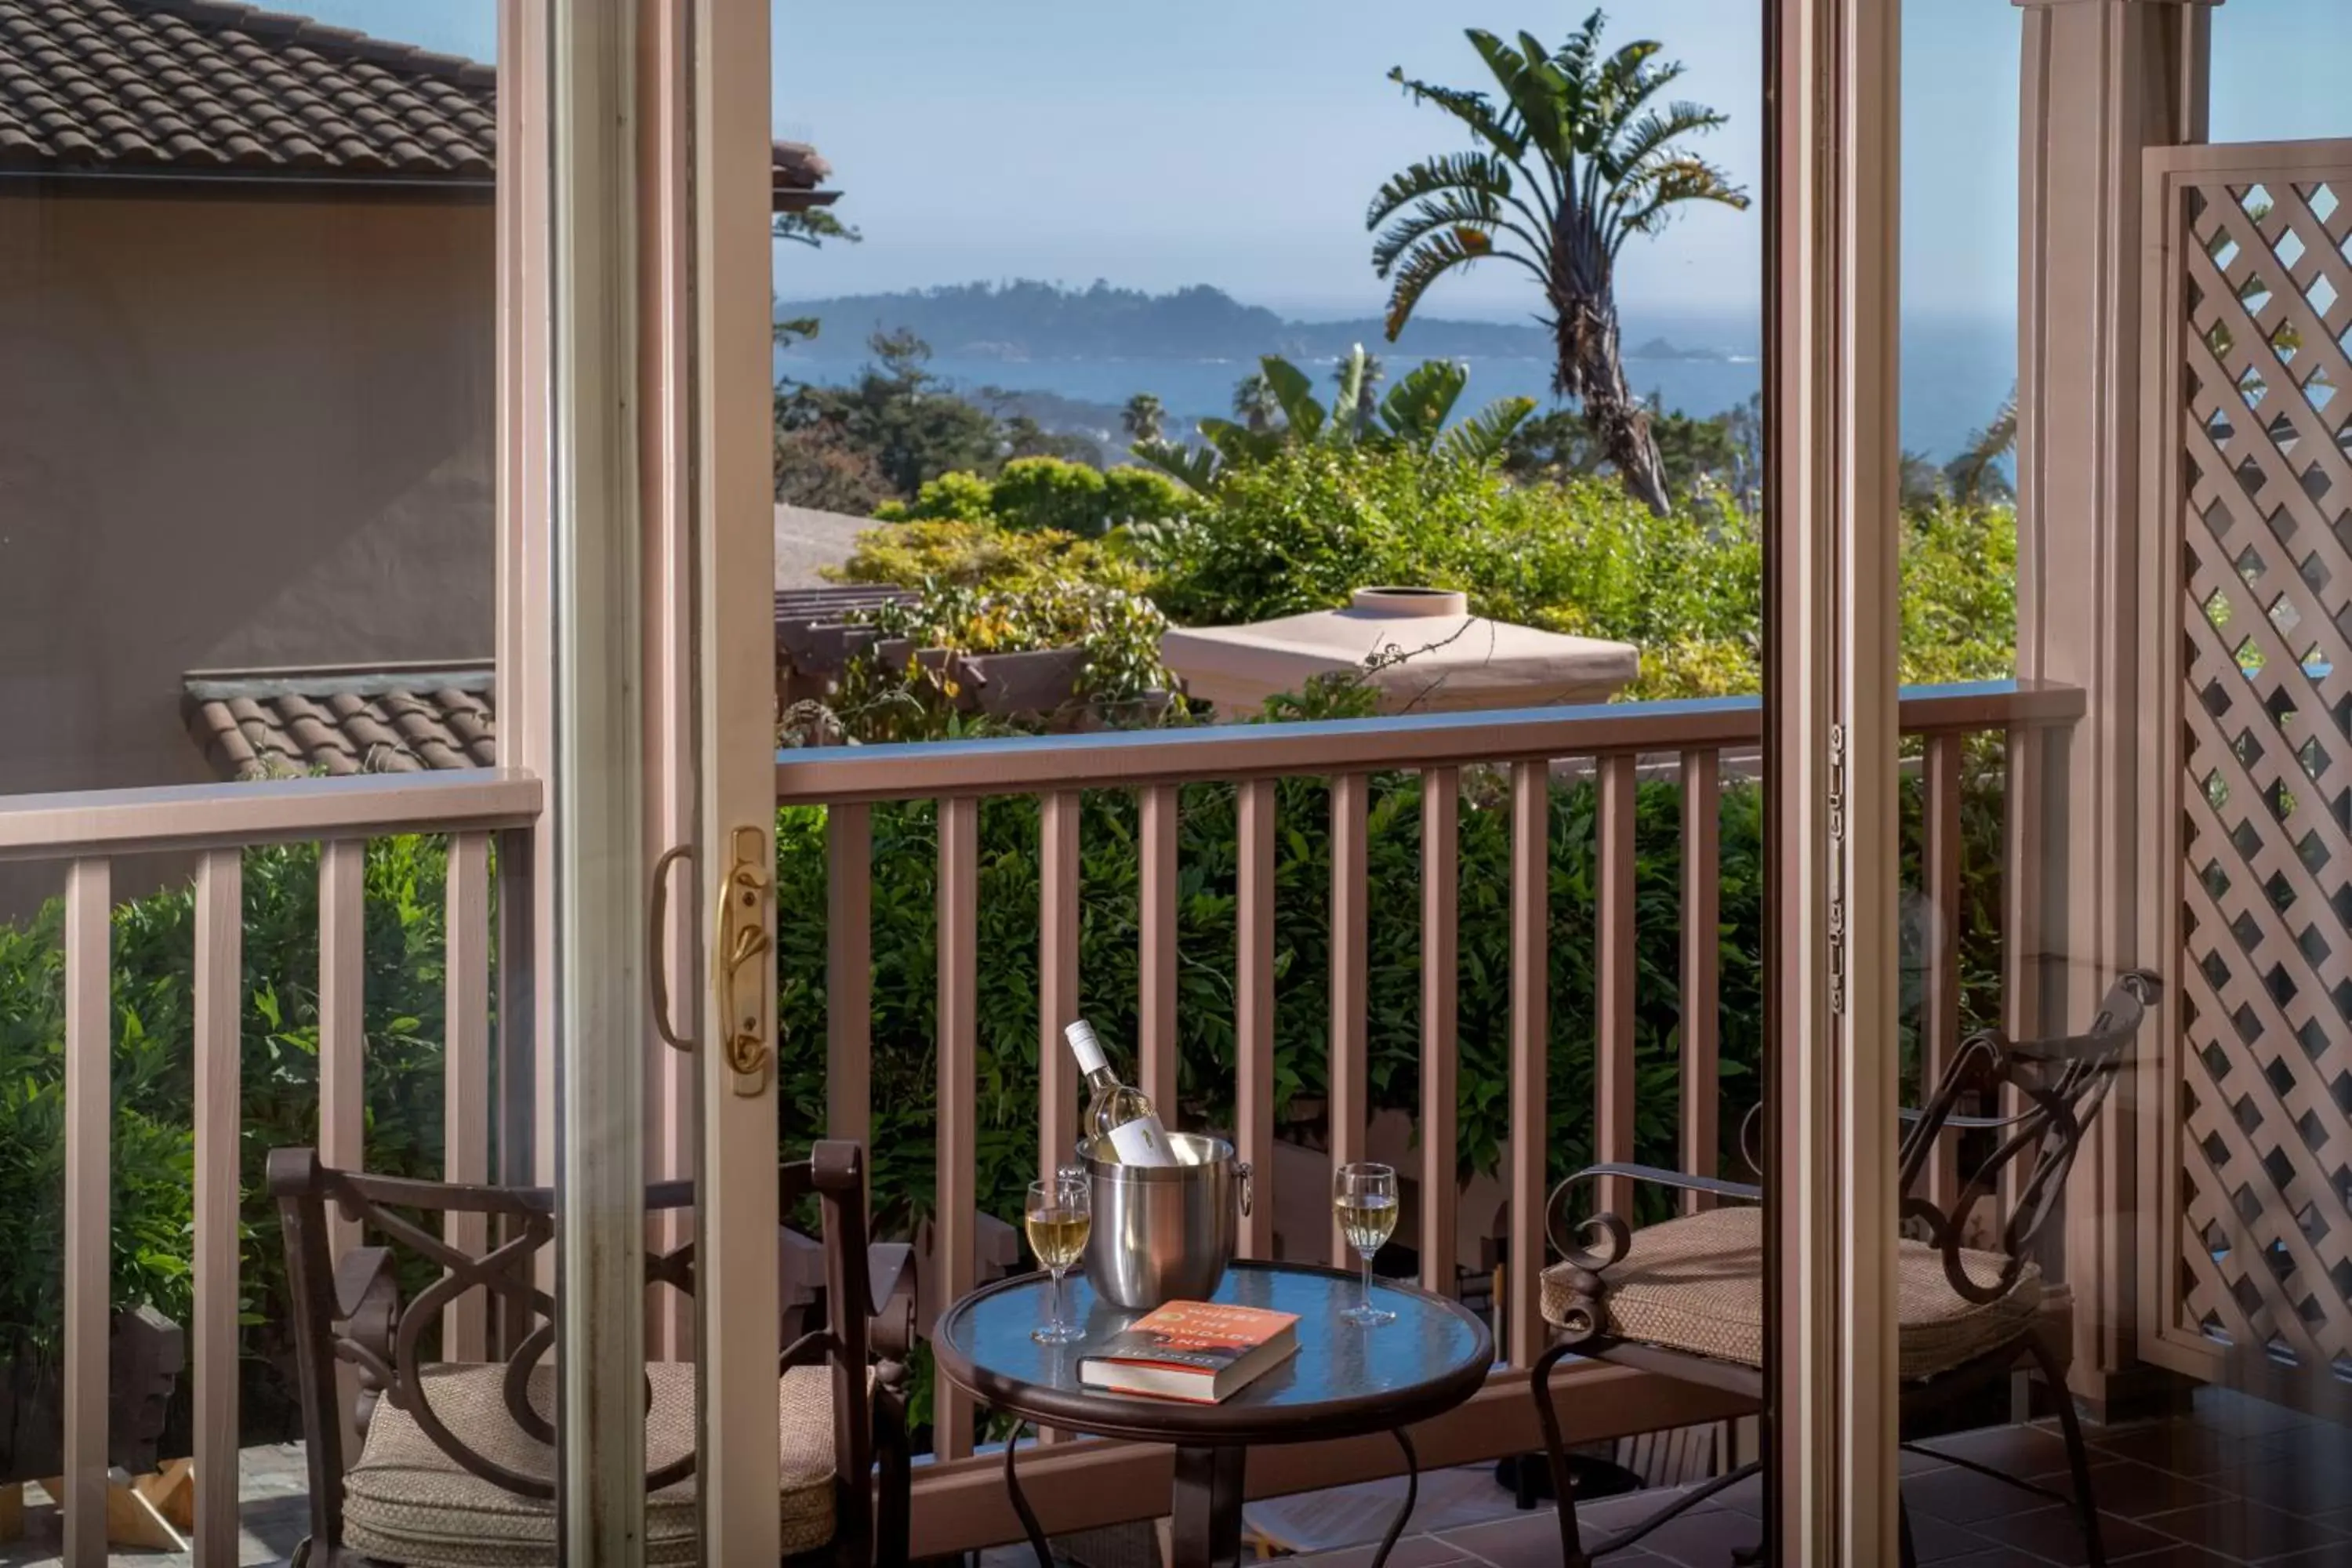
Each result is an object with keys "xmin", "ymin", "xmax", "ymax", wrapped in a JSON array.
[
  {"xmin": 1896, "ymin": 969, "xmax": 2161, "ymax": 1303},
  {"xmin": 267, "ymin": 1141, "xmax": 879, "ymax": 1562}
]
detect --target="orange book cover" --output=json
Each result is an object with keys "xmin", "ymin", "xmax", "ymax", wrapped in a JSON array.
[{"xmin": 1088, "ymin": 1301, "xmax": 1298, "ymax": 1375}]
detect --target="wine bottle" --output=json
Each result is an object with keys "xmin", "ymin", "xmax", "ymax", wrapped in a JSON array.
[{"xmin": 1065, "ymin": 1019, "xmax": 1178, "ymax": 1167}]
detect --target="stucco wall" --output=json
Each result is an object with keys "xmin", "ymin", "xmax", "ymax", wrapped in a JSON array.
[{"xmin": 0, "ymin": 186, "xmax": 495, "ymax": 906}]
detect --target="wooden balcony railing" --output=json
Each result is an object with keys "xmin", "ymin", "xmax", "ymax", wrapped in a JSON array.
[
  {"xmin": 775, "ymin": 678, "xmax": 2085, "ymax": 1554},
  {"xmin": 0, "ymin": 679, "xmax": 2082, "ymax": 1561},
  {"xmin": 0, "ymin": 770, "xmax": 542, "ymax": 1566}
]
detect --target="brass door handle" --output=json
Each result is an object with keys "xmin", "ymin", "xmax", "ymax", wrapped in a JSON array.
[
  {"xmin": 713, "ymin": 823, "xmax": 773, "ymax": 1096},
  {"xmin": 649, "ymin": 844, "xmax": 696, "ymax": 1052}
]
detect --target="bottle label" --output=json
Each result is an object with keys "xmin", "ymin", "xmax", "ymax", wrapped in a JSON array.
[{"xmin": 1106, "ymin": 1115, "xmax": 1178, "ymax": 1167}]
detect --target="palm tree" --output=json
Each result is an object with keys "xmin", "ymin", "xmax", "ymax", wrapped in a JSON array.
[
  {"xmin": 1120, "ymin": 392, "xmax": 1167, "ymax": 445},
  {"xmin": 1371, "ymin": 11, "xmax": 1748, "ymax": 514},
  {"xmin": 1944, "ymin": 390, "xmax": 2017, "ymax": 504},
  {"xmin": 1232, "ymin": 372, "xmax": 1281, "ymax": 434}
]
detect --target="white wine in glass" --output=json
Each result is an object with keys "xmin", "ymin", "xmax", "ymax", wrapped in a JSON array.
[
  {"xmin": 1027, "ymin": 1174, "xmax": 1091, "ymax": 1345},
  {"xmin": 1334, "ymin": 1162, "xmax": 1399, "ymax": 1327}
]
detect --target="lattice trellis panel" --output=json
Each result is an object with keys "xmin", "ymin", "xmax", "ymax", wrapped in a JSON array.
[{"xmin": 2168, "ymin": 160, "xmax": 2352, "ymax": 1392}]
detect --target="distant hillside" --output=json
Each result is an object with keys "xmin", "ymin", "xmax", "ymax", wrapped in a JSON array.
[{"xmin": 775, "ymin": 279, "xmax": 1614, "ymax": 363}]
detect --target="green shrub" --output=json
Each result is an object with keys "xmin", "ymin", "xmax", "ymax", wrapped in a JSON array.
[
  {"xmin": 0, "ymin": 837, "xmax": 463, "ymax": 1442},
  {"xmin": 875, "ymin": 456, "xmax": 1189, "ymax": 538},
  {"xmin": 1141, "ymin": 445, "xmax": 1763, "ymax": 699},
  {"xmin": 829, "ymin": 517, "xmax": 1149, "ymax": 596}
]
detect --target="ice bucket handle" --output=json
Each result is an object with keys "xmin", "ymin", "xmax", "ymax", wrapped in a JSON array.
[{"xmin": 1236, "ymin": 1160, "xmax": 1253, "ymax": 1218}]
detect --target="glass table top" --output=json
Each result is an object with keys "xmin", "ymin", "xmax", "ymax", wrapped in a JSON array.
[{"xmin": 937, "ymin": 1261, "xmax": 1492, "ymax": 1428}]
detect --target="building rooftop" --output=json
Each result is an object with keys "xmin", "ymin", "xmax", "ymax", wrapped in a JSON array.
[
  {"xmin": 0, "ymin": 0, "xmax": 835, "ymax": 203},
  {"xmin": 183, "ymin": 661, "xmax": 496, "ymax": 779}
]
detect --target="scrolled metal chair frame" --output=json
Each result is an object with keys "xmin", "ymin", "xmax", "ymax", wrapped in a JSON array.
[
  {"xmin": 1526, "ymin": 970, "xmax": 2159, "ymax": 1568},
  {"xmin": 269, "ymin": 1140, "xmax": 913, "ymax": 1568}
]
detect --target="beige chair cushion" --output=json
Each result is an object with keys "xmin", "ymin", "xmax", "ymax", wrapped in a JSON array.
[
  {"xmin": 342, "ymin": 1361, "xmax": 840, "ymax": 1567},
  {"xmin": 1538, "ymin": 1204, "xmax": 2042, "ymax": 1381}
]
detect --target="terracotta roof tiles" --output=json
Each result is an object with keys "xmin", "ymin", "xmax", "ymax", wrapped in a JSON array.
[
  {"xmin": 0, "ymin": 0, "xmax": 497, "ymax": 181},
  {"xmin": 2, "ymin": 2, "xmax": 836, "ymax": 199},
  {"xmin": 184, "ymin": 662, "xmax": 496, "ymax": 779}
]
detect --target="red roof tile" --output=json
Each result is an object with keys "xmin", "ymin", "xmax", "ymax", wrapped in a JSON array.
[
  {"xmin": 2, "ymin": 2, "xmax": 836, "ymax": 199},
  {"xmin": 184, "ymin": 662, "xmax": 497, "ymax": 778}
]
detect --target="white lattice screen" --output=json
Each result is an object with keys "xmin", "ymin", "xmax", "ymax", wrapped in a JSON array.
[{"xmin": 2159, "ymin": 147, "xmax": 2352, "ymax": 1396}]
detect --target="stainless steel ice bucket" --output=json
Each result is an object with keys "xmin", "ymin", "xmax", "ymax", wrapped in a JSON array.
[{"xmin": 1077, "ymin": 1132, "xmax": 1253, "ymax": 1312}]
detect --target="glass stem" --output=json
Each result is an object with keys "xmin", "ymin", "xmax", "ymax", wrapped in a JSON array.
[
  {"xmin": 1360, "ymin": 1249, "xmax": 1372, "ymax": 1315},
  {"xmin": 1053, "ymin": 1266, "xmax": 1065, "ymax": 1329}
]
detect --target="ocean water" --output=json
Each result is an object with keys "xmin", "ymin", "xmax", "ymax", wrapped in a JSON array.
[{"xmin": 776, "ymin": 315, "xmax": 2016, "ymax": 464}]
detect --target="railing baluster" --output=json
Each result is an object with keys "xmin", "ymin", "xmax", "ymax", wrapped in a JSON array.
[
  {"xmin": 1036, "ymin": 791, "xmax": 1082, "ymax": 1447},
  {"xmin": 1508, "ymin": 761, "xmax": 1549, "ymax": 1368},
  {"xmin": 935, "ymin": 797, "xmax": 980, "ymax": 1461},
  {"xmin": 1039, "ymin": 790, "xmax": 1081, "ymax": 1183},
  {"xmin": 2001, "ymin": 726, "xmax": 2046, "ymax": 1226},
  {"xmin": 64, "ymin": 858, "xmax": 110, "ymax": 1568},
  {"xmin": 443, "ymin": 833, "xmax": 492, "ymax": 1363},
  {"xmin": 1419, "ymin": 768, "xmax": 1460, "ymax": 1294},
  {"xmin": 1680, "ymin": 750, "xmax": 1722, "ymax": 1211},
  {"xmin": 1327, "ymin": 773, "xmax": 1369, "ymax": 1266},
  {"xmin": 492, "ymin": 825, "xmax": 539, "ymax": 1357},
  {"xmin": 319, "ymin": 839, "xmax": 366, "ymax": 1257},
  {"xmin": 194, "ymin": 850, "xmax": 242, "ymax": 1566},
  {"xmin": 1236, "ymin": 779, "xmax": 1276, "ymax": 1258},
  {"xmin": 318, "ymin": 837, "xmax": 366, "ymax": 1464},
  {"xmin": 1923, "ymin": 733, "xmax": 1965, "ymax": 1210},
  {"xmin": 828, "ymin": 802, "xmax": 873, "ymax": 1155},
  {"xmin": 1138, "ymin": 784, "xmax": 1179, "ymax": 1115},
  {"xmin": 1596, "ymin": 755, "xmax": 1639, "ymax": 1220}
]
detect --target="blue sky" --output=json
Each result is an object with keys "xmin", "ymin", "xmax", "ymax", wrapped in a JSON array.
[{"xmin": 303, "ymin": 1, "xmax": 2350, "ymax": 326}]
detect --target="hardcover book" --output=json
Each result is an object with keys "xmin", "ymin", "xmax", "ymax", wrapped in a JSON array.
[{"xmin": 1078, "ymin": 1301, "xmax": 1300, "ymax": 1403}]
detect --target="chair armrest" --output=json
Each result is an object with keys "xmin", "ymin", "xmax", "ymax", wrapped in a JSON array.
[
  {"xmin": 866, "ymin": 1243, "xmax": 916, "ymax": 1361},
  {"xmin": 1542, "ymin": 1163, "xmax": 1761, "ymax": 1273},
  {"xmin": 1896, "ymin": 1105, "xmax": 2031, "ymax": 1131}
]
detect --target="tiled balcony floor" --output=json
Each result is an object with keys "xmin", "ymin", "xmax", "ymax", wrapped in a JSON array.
[{"xmin": 1271, "ymin": 1387, "xmax": 2352, "ymax": 1568}]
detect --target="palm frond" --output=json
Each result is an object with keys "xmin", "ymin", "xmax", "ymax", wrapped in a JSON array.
[
  {"xmin": 1945, "ymin": 390, "xmax": 2020, "ymax": 503},
  {"xmin": 1385, "ymin": 66, "xmax": 1524, "ymax": 161},
  {"xmin": 1612, "ymin": 156, "xmax": 1750, "ymax": 245},
  {"xmin": 1197, "ymin": 418, "xmax": 1286, "ymax": 470},
  {"xmin": 1377, "ymin": 358, "xmax": 1469, "ymax": 443},
  {"xmin": 1433, "ymin": 395, "xmax": 1540, "ymax": 465},
  {"xmin": 1258, "ymin": 356, "xmax": 1327, "ymax": 442},
  {"xmin": 1127, "ymin": 438, "xmax": 1220, "ymax": 493},
  {"xmin": 1329, "ymin": 345, "xmax": 1372, "ymax": 440},
  {"xmin": 1366, "ymin": 151, "xmax": 1515, "ymax": 232},
  {"xmin": 1605, "ymin": 103, "xmax": 1732, "ymax": 185},
  {"xmin": 1381, "ymin": 227, "xmax": 1501, "ymax": 341},
  {"xmin": 1372, "ymin": 190, "xmax": 1548, "ymax": 278}
]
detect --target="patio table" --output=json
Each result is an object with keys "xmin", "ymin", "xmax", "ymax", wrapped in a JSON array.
[{"xmin": 932, "ymin": 1259, "xmax": 1493, "ymax": 1568}]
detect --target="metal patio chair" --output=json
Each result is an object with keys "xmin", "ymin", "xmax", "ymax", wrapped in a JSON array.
[
  {"xmin": 269, "ymin": 1140, "xmax": 913, "ymax": 1568},
  {"xmin": 1529, "ymin": 970, "xmax": 2161, "ymax": 1567}
]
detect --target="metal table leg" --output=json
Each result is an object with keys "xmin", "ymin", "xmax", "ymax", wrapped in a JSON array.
[
  {"xmin": 1367, "ymin": 1428, "xmax": 1421, "ymax": 1568},
  {"xmin": 1000, "ymin": 1418, "xmax": 1052, "ymax": 1568},
  {"xmin": 1169, "ymin": 1445, "xmax": 1247, "ymax": 1568}
]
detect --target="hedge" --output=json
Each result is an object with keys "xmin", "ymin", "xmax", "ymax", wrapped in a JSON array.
[{"xmin": 775, "ymin": 761, "xmax": 2013, "ymax": 1252}]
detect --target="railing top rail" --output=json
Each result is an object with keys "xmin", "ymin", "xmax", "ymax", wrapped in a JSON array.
[
  {"xmin": 0, "ymin": 769, "xmax": 543, "ymax": 862},
  {"xmin": 775, "ymin": 680, "xmax": 2082, "ymax": 804}
]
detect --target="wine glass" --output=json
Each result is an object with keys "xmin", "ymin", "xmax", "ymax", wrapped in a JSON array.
[
  {"xmin": 1334, "ymin": 1162, "xmax": 1399, "ymax": 1327},
  {"xmin": 1025, "ymin": 1173, "xmax": 1091, "ymax": 1345}
]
